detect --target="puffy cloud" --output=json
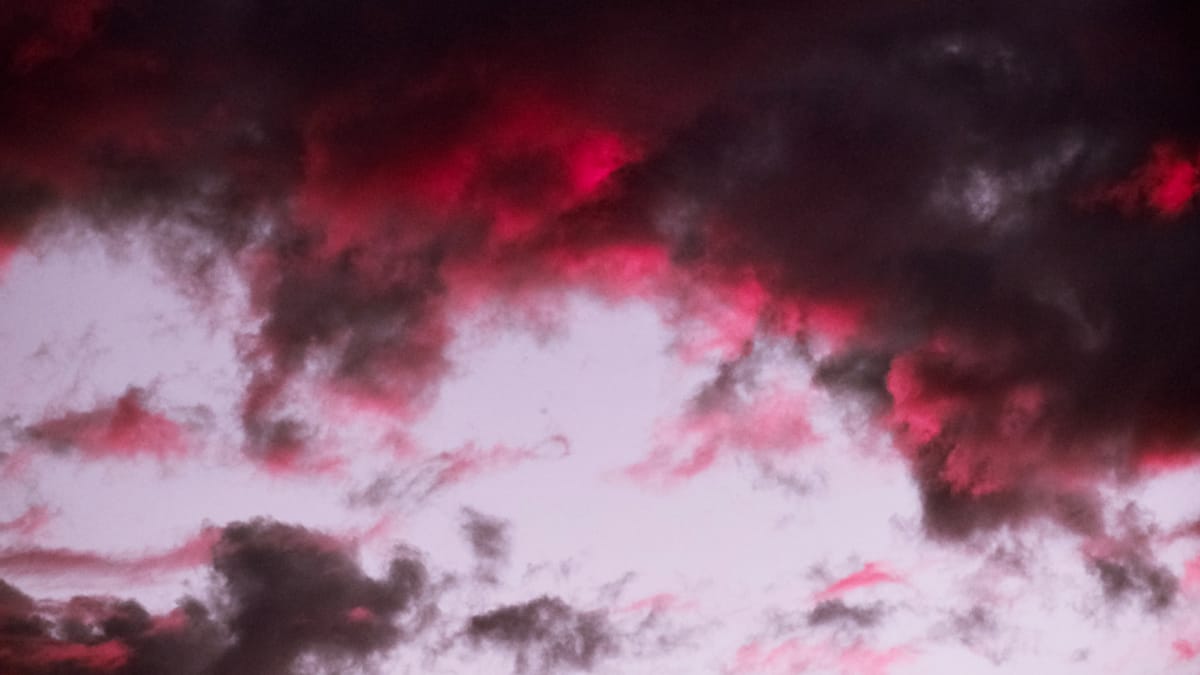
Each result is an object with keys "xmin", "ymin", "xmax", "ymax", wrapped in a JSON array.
[{"xmin": 208, "ymin": 519, "xmax": 429, "ymax": 675}]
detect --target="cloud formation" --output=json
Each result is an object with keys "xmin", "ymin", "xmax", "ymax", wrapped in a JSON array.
[
  {"xmin": 0, "ymin": 528, "xmax": 217, "ymax": 580},
  {"xmin": 22, "ymin": 387, "xmax": 190, "ymax": 461},
  {"xmin": 1, "ymin": 0, "xmax": 1199, "ymax": 562},
  {"xmin": 6, "ymin": 3, "xmax": 1200, "ymax": 672},
  {"xmin": 0, "ymin": 519, "xmax": 430, "ymax": 675},
  {"xmin": 466, "ymin": 595, "xmax": 617, "ymax": 673}
]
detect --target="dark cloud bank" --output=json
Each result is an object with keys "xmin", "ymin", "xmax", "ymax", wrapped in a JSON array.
[
  {"xmin": 1, "ymin": 518, "xmax": 431, "ymax": 674},
  {"xmin": 3, "ymin": 0, "xmax": 1200, "ymax": 631},
  {"xmin": 0, "ymin": 518, "xmax": 623, "ymax": 675}
]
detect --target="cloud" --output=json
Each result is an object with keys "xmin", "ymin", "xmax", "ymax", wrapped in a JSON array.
[
  {"xmin": 349, "ymin": 438, "xmax": 569, "ymax": 510},
  {"xmin": 6, "ymin": 4, "xmax": 1200, "ymax": 673},
  {"xmin": 1081, "ymin": 505, "xmax": 1178, "ymax": 612},
  {"xmin": 0, "ymin": 577, "xmax": 220, "ymax": 675},
  {"xmin": 22, "ymin": 387, "xmax": 190, "ymax": 461},
  {"xmin": 1086, "ymin": 142, "xmax": 1199, "ymax": 219},
  {"xmin": 933, "ymin": 605, "xmax": 1014, "ymax": 666},
  {"xmin": 0, "ymin": 505, "xmax": 52, "ymax": 537},
  {"xmin": 461, "ymin": 509, "xmax": 509, "ymax": 564},
  {"xmin": 1, "ymin": 0, "xmax": 1199, "ymax": 542},
  {"xmin": 626, "ymin": 347, "xmax": 818, "ymax": 484},
  {"xmin": 1087, "ymin": 556, "xmax": 1177, "ymax": 612},
  {"xmin": 807, "ymin": 600, "xmax": 884, "ymax": 629},
  {"xmin": 1174, "ymin": 638, "xmax": 1199, "ymax": 662},
  {"xmin": 731, "ymin": 637, "xmax": 915, "ymax": 675},
  {"xmin": 465, "ymin": 595, "xmax": 617, "ymax": 673},
  {"xmin": 0, "ymin": 518, "xmax": 432, "ymax": 675},
  {"xmin": 461, "ymin": 508, "xmax": 510, "ymax": 583},
  {"xmin": 585, "ymin": 1, "xmax": 1200, "ymax": 536},
  {"xmin": 209, "ymin": 519, "xmax": 429, "ymax": 674},
  {"xmin": 816, "ymin": 563, "xmax": 903, "ymax": 602},
  {"xmin": 910, "ymin": 440, "xmax": 1107, "ymax": 541},
  {"xmin": 0, "ymin": 528, "xmax": 217, "ymax": 580}
]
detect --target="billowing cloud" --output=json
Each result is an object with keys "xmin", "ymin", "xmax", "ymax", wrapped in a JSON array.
[
  {"xmin": 0, "ymin": 518, "xmax": 431, "ymax": 675},
  {"xmin": 209, "ymin": 519, "xmax": 429, "ymax": 674}
]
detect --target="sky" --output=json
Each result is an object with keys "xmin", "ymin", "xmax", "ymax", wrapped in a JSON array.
[{"xmin": 1, "ymin": 1, "xmax": 1200, "ymax": 673}]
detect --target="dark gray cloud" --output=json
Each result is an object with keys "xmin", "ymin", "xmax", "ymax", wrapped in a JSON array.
[
  {"xmin": 210, "ymin": 519, "xmax": 429, "ymax": 674},
  {"xmin": 807, "ymin": 599, "xmax": 884, "ymax": 629},
  {"xmin": 461, "ymin": 509, "xmax": 509, "ymax": 564},
  {"xmin": 1088, "ymin": 557, "xmax": 1177, "ymax": 612},
  {"xmin": 688, "ymin": 343, "xmax": 760, "ymax": 414},
  {"xmin": 461, "ymin": 509, "xmax": 510, "ymax": 584},
  {"xmin": 1083, "ymin": 506, "xmax": 1178, "ymax": 612},
  {"xmin": 0, "ymin": 581, "xmax": 224, "ymax": 675},
  {"xmin": 935, "ymin": 605, "xmax": 1014, "ymax": 666},
  {"xmin": 466, "ymin": 595, "xmax": 616, "ymax": 673},
  {"xmin": 0, "ymin": 519, "xmax": 431, "ymax": 675}
]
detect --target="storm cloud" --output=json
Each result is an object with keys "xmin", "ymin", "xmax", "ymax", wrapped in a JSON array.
[{"xmin": 3, "ymin": 0, "xmax": 1198, "ymax": 534}]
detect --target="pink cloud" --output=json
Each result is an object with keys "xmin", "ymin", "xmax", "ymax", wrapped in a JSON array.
[
  {"xmin": 0, "ymin": 527, "xmax": 218, "ymax": 579},
  {"xmin": 835, "ymin": 643, "xmax": 917, "ymax": 675},
  {"xmin": 1088, "ymin": 141, "xmax": 1199, "ymax": 219},
  {"xmin": 626, "ymin": 383, "xmax": 817, "ymax": 485},
  {"xmin": 0, "ymin": 504, "xmax": 53, "ymax": 537},
  {"xmin": 816, "ymin": 562, "xmax": 903, "ymax": 601},
  {"xmin": 0, "ymin": 638, "xmax": 130, "ymax": 673},
  {"xmin": 24, "ymin": 387, "xmax": 190, "ymax": 461},
  {"xmin": 618, "ymin": 592, "xmax": 696, "ymax": 614},
  {"xmin": 258, "ymin": 445, "xmax": 347, "ymax": 479},
  {"xmin": 1173, "ymin": 639, "xmax": 1198, "ymax": 661},
  {"xmin": 1182, "ymin": 554, "xmax": 1200, "ymax": 593},
  {"xmin": 431, "ymin": 441, "xmax": 550, "ymax": 490},
  {"xmin": 732, "ymin": 637, "xmax": 914, "ymax": 675}
]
